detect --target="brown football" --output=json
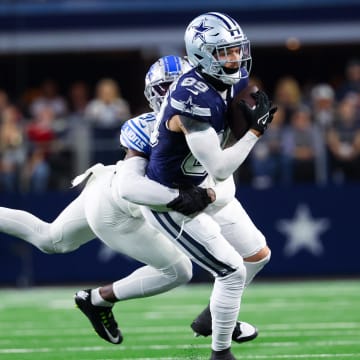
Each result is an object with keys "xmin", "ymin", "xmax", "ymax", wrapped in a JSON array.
[{"xmin": 227, "ymin": 85, "xmax": 258, "ymax": 139}]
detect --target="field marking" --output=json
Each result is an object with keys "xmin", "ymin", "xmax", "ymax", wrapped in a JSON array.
[
  {"xmin": 1, "ymin": 321, "xmax": 359, "ymax": 332},
  {"xmin": 100, "ymin": 356, "xmax": 360, "ymax": 360},
  {"xmin": 1, "ymin": 347, "xmax": 359, "ymax": 360},
  {"xmin": 1, "ymin": 339, "xmax": 360, "ymax": 354},
  {"xmin": 2, "ymin": 300, "xmax": 357, "ymax": 311},
  {"xmin": 1, "ymin": 322, "xmax": 360, "ymax": 338},
  {"xmin": 260, "ymin": 322, "xmax": 360, "ymax": 330}
]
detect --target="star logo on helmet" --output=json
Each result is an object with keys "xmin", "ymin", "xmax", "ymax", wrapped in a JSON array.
[{"xmin": 191, "ymin": 20, "xmax": 214, "ymax": 42}]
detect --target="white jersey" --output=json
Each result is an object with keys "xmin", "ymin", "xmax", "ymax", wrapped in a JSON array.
[{"xmin": 120, "ymin": 112, "xmax": 156, "ymax": 157}]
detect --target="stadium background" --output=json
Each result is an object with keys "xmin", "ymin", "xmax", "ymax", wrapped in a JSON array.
[{"xmin": 1, "ymin": 0, "xmax": 360, "ymax": 286}]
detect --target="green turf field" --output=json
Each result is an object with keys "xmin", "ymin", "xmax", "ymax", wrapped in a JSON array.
[{"xmin": 1, "ymin": 280, "xmax": 359, "ymax": 360}]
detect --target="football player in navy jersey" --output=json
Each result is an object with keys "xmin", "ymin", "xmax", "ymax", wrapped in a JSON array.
[
  {"xmin": 140, "ymin": 12, "xmax": 277, "ymax": 360},
  {"xmin": 0, "ymin": 55, "xmax": 257, "ymax": 346}
]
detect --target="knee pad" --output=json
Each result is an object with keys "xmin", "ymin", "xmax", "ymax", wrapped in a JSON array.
[
  {"xmin": 219, "ymin": 263, "xmax": 247, "ymax": 289},
  {"xmin": 163, "ymin": 254, "xmax": 193, "ymax": 286},
  {"xmin": 212, "ymin": 265, "xmax": 246, "ymax": 310},
  {"xmin": 244, "ymin": 250, "xmax": 271, "ymax": 287}
]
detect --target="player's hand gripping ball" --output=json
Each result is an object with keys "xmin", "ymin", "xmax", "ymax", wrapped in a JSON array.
[
  {"xmin": 227, "ymin": 85, "xmax": 258, "ymax": 139},
  {"xmin": 228, "ymin": 86, "xmax": 277, "ymax": 138}
]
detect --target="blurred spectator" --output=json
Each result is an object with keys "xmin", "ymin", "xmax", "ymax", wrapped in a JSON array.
[
  {"xmin": 336, "ymin": 58, "xmax": 360, "ymax": 101},
  {"xmin": 250, "ymin": 105, "xmax": 286, "ymax": 189},
  {"xmin": 0, "ymin": 105, "xmax": 26, "ymax": 192},
  {"xmin": 282, "ymin": 105, "xmax": 326, "ymax": 185},
  {"xmin": 274, "ymin": 76, "xmax": 302, "ymax": 124},
  {"xmin": 0, "ymin": 89, "xmax": 10, "ymax": 115},
  {"xmin": 29, "ymin": 79, "xmax": 68, "ymax": 118},
  {"xmin": 310, "ymin": 83, "xmax": 336, "ymax": 133},
  {"xmin": 85, "ymin": 78, "xmax": 131, "ymax": 128},
  {"xmin": 326, "ymin": 94, "xmax": 360, "ymax": 184},
  {"xmin": 68, "ymin": 81, "xmax": 90, "ymax": 116},
  {"xmin": 85, "ymin": 78, "xmax": 130, "ymax": 164},
  {"xmin": 22, "ymin": 106, "xmax": 56, "ymax": 192},
  {"xmin": 67, "ymin": 81, "xmax": 92, "ymax": 174}
]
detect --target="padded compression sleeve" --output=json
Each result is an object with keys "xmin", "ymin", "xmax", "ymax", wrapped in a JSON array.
[
  {"xmin": 114, "ymin": 157, "xmax": 179, "ymax": 207},
  {"xmin": 203, "ymin": 176, "xmax": 235, "ymax": 207},
  {"xmin": 213, "ymin": 176, "xmax": 236, "ymax": 207},
  {"xmin": 186, "ymin": 129, "xmax": 259, "ymax": 181}
]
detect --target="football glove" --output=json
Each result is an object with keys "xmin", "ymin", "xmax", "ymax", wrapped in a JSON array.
[
  {"xmin": 238, "ymin": 90, "xmax": 277, "ymax": 134},
  {"xmin": 166, "ymin": 186, "xmax": 212, "ymax": 216}
]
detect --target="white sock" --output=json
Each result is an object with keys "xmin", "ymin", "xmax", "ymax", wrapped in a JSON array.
[
  {"xmin": 210, "ymin": 266, "xmax": 246, "ymax": 351},
  {"xmin": 90, "ymin": 288, "xmax": 113, "ymax": 307}
]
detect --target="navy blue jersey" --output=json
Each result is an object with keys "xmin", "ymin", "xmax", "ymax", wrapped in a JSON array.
[{"xmin": 146, "ymin": 68, "xmax": 249, "ymax": 188}]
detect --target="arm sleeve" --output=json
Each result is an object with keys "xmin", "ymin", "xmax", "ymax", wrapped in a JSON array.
[
  {"xmin": 115, "ymin": 157, "xmax": 179, "ymax": 206},
  {"xmin": 185, "ymin": 128, "xmax": 259, "ymax": 181},
  {"xmin": 202, "ymin": 175, "xmax": 236, "ymax": 207},
  {"xmin": 213, "ymin": 176, "xmax": 236, "ymax": 207}
]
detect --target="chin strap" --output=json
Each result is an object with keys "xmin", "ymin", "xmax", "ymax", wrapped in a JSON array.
[{"xmin": 199, "ymin": 68, "xmax": 232, "ymax": 92}]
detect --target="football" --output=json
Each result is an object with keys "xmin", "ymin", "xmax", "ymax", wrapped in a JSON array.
[{"xmin": 227, "ymin": 85, "xmax": 258, "ymax": 139}]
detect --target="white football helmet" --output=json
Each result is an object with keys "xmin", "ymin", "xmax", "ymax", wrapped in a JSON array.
[
  {"xmin": 184, "ymin": 12, "xmax": 251, "ymax": 85},
  {"xmin": 144, "ymin": 55, "xmax": 191, "ymax": 113}
]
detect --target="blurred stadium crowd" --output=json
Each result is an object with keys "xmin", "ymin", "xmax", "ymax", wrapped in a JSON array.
[{"xmin": 0, "ymin": 57, "xmax": 359, "ymax": 193}]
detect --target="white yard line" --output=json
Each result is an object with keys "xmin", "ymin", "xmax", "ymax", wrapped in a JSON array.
[
  {"xmin": 1, "ymin": 321, "xmax": 360, "ymax": 336},
  {"xmin": 1, "ymin": 339, "xmax": 360, "ymax": 353},
  {"xmin": 102, "ymin": 356, "xmax": 360, "ymax": 360},
  {"xmin": 1, "ymin": 346, "xmax": 359, "ymax": 360}
]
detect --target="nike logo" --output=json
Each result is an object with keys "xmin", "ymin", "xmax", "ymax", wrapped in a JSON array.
[
  {"xmin": 257, "ymin": 112, "xmax": 269, "ymax": 126},
  {"xmin": 103, "ymin": 325, "xmax": 121, "ymax": 344},
  {"xmin": 187, "ymin": 88, "xmax": 199, "ymax": 95}
]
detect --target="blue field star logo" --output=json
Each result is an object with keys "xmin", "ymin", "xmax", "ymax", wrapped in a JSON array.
[
  {"xmin": 192, "ymin": 20, "xmax": 214, "ymax": 42},
  {"xmin": 276, "ymin": 204, "xmax": 330, "ymax": 257}
]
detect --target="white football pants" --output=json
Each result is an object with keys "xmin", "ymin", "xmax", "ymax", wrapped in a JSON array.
[
  {"xmin": 141, "ymin": 196, "xmax": 266, "ymax": 351},
  {"xmin": 0, "ymin": 164, "xmax": 192, "ymax": 299}
]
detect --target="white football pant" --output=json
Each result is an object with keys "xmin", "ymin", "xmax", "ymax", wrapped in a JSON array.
[{"xmin": 0, "ymin": 163, "xmax": 192, "ymax": 299}]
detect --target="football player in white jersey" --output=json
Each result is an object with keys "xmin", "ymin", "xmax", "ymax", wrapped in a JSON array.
[
  {"xmin": 0, "ymin": 55, "xmax": 257, "ymax": 346},
  {"xmin": 137, "ymin": 12, "xmax": 277, "ymax": 360}
]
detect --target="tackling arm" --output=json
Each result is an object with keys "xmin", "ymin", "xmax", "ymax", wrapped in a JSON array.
[
  {"xmin": 115, "ymin": 150, "xmax": 215, "ymax": 214},
  {"xmin": 115, "ymin": 154, "xmax": 179, "ymax": 208}
]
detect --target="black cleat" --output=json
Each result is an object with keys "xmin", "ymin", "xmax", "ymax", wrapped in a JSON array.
[
  {"xmin": 191, "ymin": 305, "xmax": 213, "ymax": 337},
  {"xmin": 191, "ymin": 305, "xmax": 258, "ymax": 343},
  {"xmin": 210, "ymin": 347, "xmax": 237, "ymax": 360},
  {"xmin": 74, "ymin": 289, "xmax": 123, "ymax": 344},
  {"xmin": 231, "ymin": 321, "xmax": 258, "ymax": 343}
]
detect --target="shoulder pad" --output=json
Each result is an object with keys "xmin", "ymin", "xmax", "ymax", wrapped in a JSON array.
[
  {"xmin": 169, "ymin": 70, "xmax": 212, "ymax": 120},
  {"xmin": 120, "ymin": 112, "xmax": 155, "ymax": 156}
]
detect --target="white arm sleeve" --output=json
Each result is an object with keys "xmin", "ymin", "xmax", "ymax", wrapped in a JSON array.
[
  {"xmin": 213, "ymin": 176, "xmax": 236, "ymax": 206},
  {"xmin": 115, "ymin": 157, "xmax": 179, "ymax": 206},
  {"xmin": 202, "ymin": 175, "xmax": 236, "ymax": 207},
  {"xmin": 186, "ymin": 128, "xmax": 259, "ymax": 181}
]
